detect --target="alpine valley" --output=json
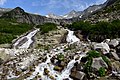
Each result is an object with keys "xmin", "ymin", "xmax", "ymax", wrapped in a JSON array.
[{"xmin": 0, "ymin": 0, "xmax": 120, "ymax": 80}]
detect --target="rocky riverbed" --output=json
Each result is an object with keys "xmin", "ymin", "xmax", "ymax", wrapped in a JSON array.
[{"xmin": 0, "ymin": 27, "xmax": 120, "ymax": 80}]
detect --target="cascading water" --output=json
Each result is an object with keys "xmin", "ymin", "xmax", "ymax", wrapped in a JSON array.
[
  {"xmin": 26, "ymin": 45, "xmax": 86, "ymax": 80},
  {"xmin": 66, "ymin": 29, "xmax": 80, "ymax": 44},
  {"xmin": 13, "ymin": 29, "xmax": 39, "ymax": 49}
]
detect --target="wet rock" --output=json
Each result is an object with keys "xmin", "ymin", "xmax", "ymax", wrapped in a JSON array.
[
  {"xmin": 44, "ymin": 68, "xmax": 49, "ymax": 75},
  {"xmin": 0, "ymin": 58, "xmax": 4, "ymax": 65},
  {"xmin": 76, "ymin": 63, "xmax": 84, "ymax": 71},
  {"xmin": 53, "ymin": 66, "xmax": 62, "ymax": 71},
  {"xmin": 81, "ymin": 57, "xmax": 87, "ymax": 63},
  {"xmin": 74, "ymin": 30, "xmax": 84, "ymax": 41},
  {"xmin": 91, "ymin": 57, "xmax": 108, "ymax": 70},
  {"xmin": 70, "ymin": 71, "xmax": 85, "ymax": 80},
  {"xmin": 110, "ymin": 49, "xmax": 120, "ymax": 60}
]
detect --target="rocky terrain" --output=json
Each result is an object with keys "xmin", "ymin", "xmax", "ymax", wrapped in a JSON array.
[
  {"xmin": 0, "ymin": 26, "xmax": 120, "ymax": 80},
  {"xmin": 0, "ymin": 0, "xmax": 120, "ymax": 80},
  {"xmin": 85, "ymin": 0, "xmax": 120, "ymax": 23}
]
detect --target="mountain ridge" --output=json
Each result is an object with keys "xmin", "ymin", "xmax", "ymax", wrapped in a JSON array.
[{"xmin": 0, "ymin": 0, "xmax": 119, "ymax": 25}]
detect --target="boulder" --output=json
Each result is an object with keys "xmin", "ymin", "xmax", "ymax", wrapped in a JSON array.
[
  {"xmin": 74, "ymin": 30, "xmax": 84, "ymax": 41},
  {"xmin": 116, "ymin": 45, "xmax": 120, "ymax": 58},
  {"xmin": 91, "ymin": 57, "xmax": 108, "ymax": 70},
  {"xmin": 108, "ymin": 39, "xmax": 119, "ymax": 48},
  {"xmin": 70, "ymin": 71, "xmax": 85, "ymax": 80},
  {"xmin": 53, "ymin": 66, "xmax": 62, "ymax": 71},
  {"xmin": 110, "ymin": 49, "xmax": 120, "ymax": 60}
]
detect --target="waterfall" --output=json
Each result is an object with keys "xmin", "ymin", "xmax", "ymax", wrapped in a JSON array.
[
  {"xmin": 13, "ymin": 29, "xmax": 39, "ymax": 49},
  {"xmin": 66, "ymin": 29, "xmax": 80, "ymax": 44}
]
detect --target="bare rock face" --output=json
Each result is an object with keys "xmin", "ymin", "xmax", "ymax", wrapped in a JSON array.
[
  {"xmin": 74, "ymin": 30, "xmax": 84, "ymax": 41},
  {"xmin": 60, "ymin": 31, "xmax": 68, "ymax": 43},
  {"xmin": 91, "ymin": 57, "xmax": 108, "ymax": 70}
]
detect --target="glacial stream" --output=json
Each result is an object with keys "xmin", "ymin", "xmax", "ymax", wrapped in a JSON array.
[{"xmin": 26, "ymin": 29, "xmax": 83, "ymax": 80}]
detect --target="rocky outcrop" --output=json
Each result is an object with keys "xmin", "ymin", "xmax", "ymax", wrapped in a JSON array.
[{"xmin": 86, "ymin": 0, "xmax": 120, "ymax": 23}]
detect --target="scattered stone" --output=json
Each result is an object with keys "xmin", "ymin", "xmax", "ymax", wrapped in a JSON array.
[
  {"xmin": 44, "ymin": 68, "xmax": 49, "ymax": 75},
  {"xmin": 54, "ymin": 66, "xmax": 62, "ymax": 71},
  {"xmin": 70, "ymin": 71, "xmax": 85, "ymax": 80}
]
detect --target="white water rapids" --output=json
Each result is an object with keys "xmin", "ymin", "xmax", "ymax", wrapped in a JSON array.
[
  {"xmin": 13, "ymin": 29, "xmax": 39, "ymax": 49},
  {"xmin": 66, "ymin": 29, "xmax": 80, "ymax": 44},
  {"xmin": 12, "ymin": 28, "xmax": 82, "ymax": 80},
  {"xmin": 26, "ymin": 48, "xmax": 86, "ymax": 80}
]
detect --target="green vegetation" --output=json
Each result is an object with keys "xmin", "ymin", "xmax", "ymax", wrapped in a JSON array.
[
  {"xmin": 84, "ymin": 50, "xmax": 111, "ymax": 77},
  {"xmin": 101, "ymin": 55, "xmax": 111, "ymax": 67},
  {"xmin": 57, "ymin": 53, "xmax": 64, "ymax": 61},
  {"xmin": 104, "ymin": 1, "xmax": 120, "ymax": 13},
  {"xmin": 99, "ymin": 67, "xmax": 106, "ymax": 77},
  {"xmin": 87, "ymin": 50, "xmax": 101, "ymax": 58},
  {"xmin": 84, "ymin": 57, "xmax": 93, "ymax": 75},
  {"xmin": 0, "ymin": 19, "xmax": 32, "ymax": 44},
  {"xmin": 67, "ymin": 20, "xmax": 120, "ymax": 42},
  {"xmin": 36, "ymin": 23, "xmax": 57, "ymax": 34}
]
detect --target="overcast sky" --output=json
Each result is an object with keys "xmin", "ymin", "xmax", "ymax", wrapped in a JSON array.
[{"xmin": 0, "ymin": 0, "xmax": 107, "ymax": 15}]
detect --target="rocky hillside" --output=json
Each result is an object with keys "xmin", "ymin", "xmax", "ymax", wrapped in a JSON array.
[
  {"xmin": 0, "ymin": 7, "xmax": 12, "ymax": 16},
  {"xmin": 86, "ymin": 0, "xmax": 120, "ymax": 23},
  {"xmin": 1, "ymin": 7, "xmax": 72, "ymax": 25}
]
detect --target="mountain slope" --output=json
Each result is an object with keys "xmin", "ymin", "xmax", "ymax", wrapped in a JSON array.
[
  {"xmin": 1, "ymin": 7, "xmax": 47, "ymax": 24},
  {"xmin": 0, "ymin": 7, "xmax": 12, "ymax": 16},
  {"xmin": 86, "ymin": 0, "xmax": 120, "ymax": 23},
  {"xmin": 1, "ymin": 7, "xmax": 72, "ymax": 25}
]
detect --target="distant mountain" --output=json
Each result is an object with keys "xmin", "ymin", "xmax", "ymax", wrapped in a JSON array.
[
  {"xmin": 46, "ymin": 2, "xmax": 106, "ymax": 19},
  {"xmin": 1, "ymin": 7, "xmax": 72, "ymax": 24},
  {"xmin": 63, "ymin": 10, "xmax": 81, "ymax": 19},
  {"xmin": 0, "ymin": 0, "xmax": 118, "ymax": 25},
  {"xmin": 0, "ymin": 7, "xmax": 12, "ymax": 16}
]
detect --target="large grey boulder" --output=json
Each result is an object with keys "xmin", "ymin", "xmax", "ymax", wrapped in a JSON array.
[{"xmin": 91, "ymin": 57, "xmax": 108, "ymax": 70}]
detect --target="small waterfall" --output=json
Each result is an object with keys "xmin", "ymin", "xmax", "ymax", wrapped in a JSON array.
[
  {"xmin": 13, "ymin": 29, "xmax": 39, "ymax": 49},
  {"xmin": 66, "ymin": 29, "xmax": 80, "ymax": 44}
]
